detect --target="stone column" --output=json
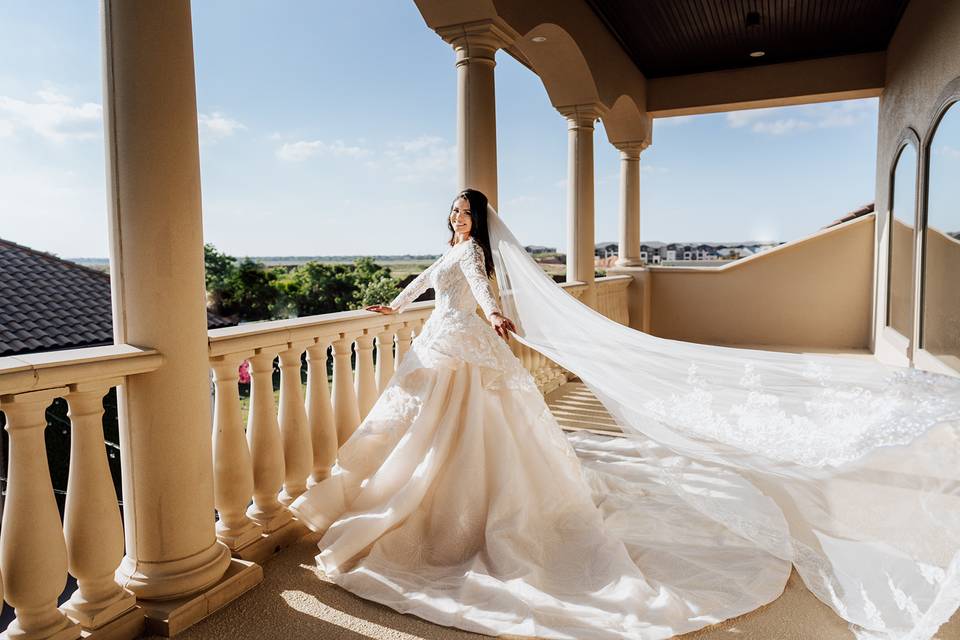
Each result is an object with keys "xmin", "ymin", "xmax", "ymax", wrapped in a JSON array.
[
  {"xmin": 439, "ymin": 21, "xmax": 516, "ymax": 209},
  {"xmin": 101, "ymin": 0, "xmax": 231, "ymax": 602},
  {"xmin": 561, "ymin": 105, "xmax": 603, "ymax": 306},
  {"xmin": 615, "ymin": 142, "xmax": 648, "ymax": 267}
]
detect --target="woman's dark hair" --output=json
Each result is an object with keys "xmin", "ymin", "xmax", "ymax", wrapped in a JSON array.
[{"xmin": 448, "ymin": 188, "xmax": 494, "ymax": 277}]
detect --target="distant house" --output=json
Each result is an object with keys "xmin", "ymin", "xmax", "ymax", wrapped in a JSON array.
[
  {"xmin": 0, "ymin": 237, "xmax": 235, "ymax": 357},
  {"xmin": 594, "ymin": 241, "xmax": 619, "ymax": 259},
  {"xmin": 524, "ymin": 244, "xmax": 556, "ymax": 254}
]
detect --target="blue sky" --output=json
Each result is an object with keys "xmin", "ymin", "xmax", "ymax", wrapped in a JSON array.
[{"xmin": 1, "ymin": 1, "xmax": 883, "ymax": 259}]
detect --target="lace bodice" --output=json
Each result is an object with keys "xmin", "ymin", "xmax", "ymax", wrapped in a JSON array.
[{"xmin": 388, "ymin": 238, "xmax": 501, "ymax": 320}]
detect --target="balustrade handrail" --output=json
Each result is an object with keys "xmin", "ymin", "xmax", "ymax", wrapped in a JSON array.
[
  {"xmin": 0, "ymin": 343, "xmax": 162, "ymax": 396},
  {"xmin": 208, "ymin": 300, "xmax": 435, "ymax": 357},
  {"xmin": 595, "ymin": 275, "xmax": 633, "ymax": 287}
]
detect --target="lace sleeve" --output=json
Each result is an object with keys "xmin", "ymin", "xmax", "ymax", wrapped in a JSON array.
[
  {"xmin": 459, "ymin": 240, "xmax": 502, "ymax": 320},
  {"xmin": 388, "ymin": 256, "xmax": 439, "ymax": 313}
]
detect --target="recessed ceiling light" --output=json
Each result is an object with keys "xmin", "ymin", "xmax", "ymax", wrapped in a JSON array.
[
  {"xmin": 532, "ymin": 36, "xmax": 547, "ymax": 43},
  {"xmin": 749, "ymin": 50, "xmax": 766, "ymax": 58}
]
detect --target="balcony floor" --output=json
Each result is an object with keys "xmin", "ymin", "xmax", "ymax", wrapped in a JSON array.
[{"xmin": 144, "ymin": 376, "xmax": 960, "ymax": 640}]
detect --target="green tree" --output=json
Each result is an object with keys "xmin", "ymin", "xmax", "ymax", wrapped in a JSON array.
[
  {"xmin": 223, "ymin": 258, "xmax": 281, "ymax": 321},
  {"xmin": 204, "ymin": 243, "xmax": 238, "ymax": 316}
]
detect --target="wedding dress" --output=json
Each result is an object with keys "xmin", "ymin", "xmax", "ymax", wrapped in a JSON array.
[{"xmin": 290, "ymin": 207, "xmax": 960, "ymax": 640}]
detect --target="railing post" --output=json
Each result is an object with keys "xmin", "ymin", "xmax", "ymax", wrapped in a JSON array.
[
  {"xmin": 375, "ymin": 326, "xmax": 396, "ymax": 394},
  {"xmin": 61, "ymin": 381, "xmax": 137, "ymax": 630},
  {"xmin": 210, "ymin": 356, "xmax": 261, "ymax": 550},
  {"xmin": 331, "ymin": 334, "xmax": 361, "ymax": 446},
  {"xmin": 277, "ymin": 342, "xmax": 313, "ymax": 505},
  {"xmin": 305, "ymin": 340, "xmax": 337, "ymax": 484},
  {"xmin": 0, "ymin": 388, "xmax": 81, "ymax": 640},
  {"xmin": 245, "ymin": 349, "xmax": 291, "ymax": 532},
  {"xmin": 354, "ymin": 332, "xmax": 377, "ymax": 421},
  {"xmin": 395, "ymin": 325, "xmax": 414, "ymax": 363}
]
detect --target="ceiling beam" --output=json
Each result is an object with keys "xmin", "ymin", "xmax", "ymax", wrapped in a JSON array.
[{"xmin": 647, "ymin": 51, "xmax": 885, "ymax": 117}]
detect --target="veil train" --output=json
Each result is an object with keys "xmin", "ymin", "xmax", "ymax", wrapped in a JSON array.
[{"xmin": 486, "ymin": 204, "xmax": 960, "ymax": 640}]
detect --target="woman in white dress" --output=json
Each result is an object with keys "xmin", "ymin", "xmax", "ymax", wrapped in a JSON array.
[{"xmin": 290, "ymin": 189, "xmax": 960, "ymax": 640}]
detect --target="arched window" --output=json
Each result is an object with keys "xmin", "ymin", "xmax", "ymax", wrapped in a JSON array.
[
  {"xmin": 887, "ymin": 139, "xmax": 918, "ymax": 340},
  {"xmin": 921, "ymin": 100, "xmax": 960, "ymax": 368}
]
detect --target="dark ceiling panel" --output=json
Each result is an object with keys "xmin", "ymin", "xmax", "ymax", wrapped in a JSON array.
[{"xmin": 585, "ymin": 0, "xmax": 910, "ymax": 78}]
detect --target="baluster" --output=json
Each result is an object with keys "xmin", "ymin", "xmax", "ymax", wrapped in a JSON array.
[
  {"xmin": 533, "ymin": 351, "xmax": 545, "ymax": 386},
  {"xmin": 245, "ymin": 349, "xmax": 291, "ymax": 532},
  {"xmin": 354, "ymin": 332, "xmax": 377, "ymax": 421},
  {"xmin": 331, "ymin": 334, "xmax": 361, "ymax": 446},
  {"xmin": 306, "ymin": 340, "xmax": 337, "ymax": 484},
  {"xmin": 0, "ymin": 387, "xmax": 81, "ymax": 640},
  {"xmin": 61, "ymin": 381, "xmax": 136, "ymax": 629},
  {"xmin": 210, "ymin": 356, "xmax": 261, "ymax": 550},
  {"xmin": 375, "ymin": 326, "xmax": 396, "ymax": 394},
  {"xmin": 395, "ymin": 325, "xmax": 414, "ymax": 363},
  {"xmin": 278, "ymin": 342, "xmax": 313, "ymax": 505}
]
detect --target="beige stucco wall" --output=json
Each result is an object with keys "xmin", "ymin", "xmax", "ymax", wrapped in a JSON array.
[
  {"xmin": 922, "ymin": 227, "xmax": 960, "ymax": 361},
  {"xmin": 646, "ymin": 216, "xmax": 875, "ymax": 349},
  {"xmin": 873, "ymin": 0, "xmax": 960, "ymax": 367},
  {"xmin": 888, "ymin": 218, "xmax": 915, "ymax": 338}
]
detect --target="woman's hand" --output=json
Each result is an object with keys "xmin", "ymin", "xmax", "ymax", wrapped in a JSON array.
[
  {"xmin": 366, "ymin": 304, "xmax": 395, "ymax": 315},
  {"xmin": 490, "ymin": 311, "xmax": 516, "ymax": 341}
]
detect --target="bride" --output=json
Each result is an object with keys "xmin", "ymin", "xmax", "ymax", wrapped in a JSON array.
[{"xmin": 290, "ymin": 189, "xmax": 960, "ymax": 640}]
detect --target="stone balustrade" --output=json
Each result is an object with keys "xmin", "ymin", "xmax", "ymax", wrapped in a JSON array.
[
  {"xmin": 204, "ymin": 278, "xmax": 630, "ymax": 558},
  {"xmin": 595, "ymin": 275, "xmax": 632, "ymax": 325},
  {"xmin": 0, "ymin": 277, "xmax": 630, "ymax": 638},
  {"xmin": 0, "ymin": 344, "xmax": 162, "ymax": 639}
]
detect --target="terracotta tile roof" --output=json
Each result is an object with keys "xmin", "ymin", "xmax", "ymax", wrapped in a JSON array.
[
  {"xmin": 0, "ymin": 237, "xmax": 235, "ymax": 357},
  {"xmin": 823, "ymin": 203, "xmax": 875, "ymax": 228}
]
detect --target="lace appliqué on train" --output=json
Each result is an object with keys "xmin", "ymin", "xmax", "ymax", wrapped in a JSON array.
[{"xmin": 643, "ymin": 359, "xmax": 960, "ymax": 467}]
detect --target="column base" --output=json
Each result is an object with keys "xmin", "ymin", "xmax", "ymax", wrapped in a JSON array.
[
  {"xmin": 140, "ymin": 559, "xmax": 262, "ymax": 637},
  {"xmin": 116, "ymin": 540, "xmax": 232, "ymax": 602},
  {"xmin": 232, "ymin": 518, "xmax": 310, "ymax": 565}
]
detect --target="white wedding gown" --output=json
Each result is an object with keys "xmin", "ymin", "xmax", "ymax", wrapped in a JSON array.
[{"xmin": 291, "ymin": 212, "xmax": 960, "ymax": 640}]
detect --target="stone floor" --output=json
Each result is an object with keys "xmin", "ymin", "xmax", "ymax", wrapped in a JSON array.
[{"xmin": 145, "ymin": 375, "xmax": 960, "ymax": 640}]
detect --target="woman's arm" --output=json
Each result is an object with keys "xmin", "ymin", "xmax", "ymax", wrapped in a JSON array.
[
  {"xmin": 459, "ymin": 240, "xmax": 516, "ymax": 339},
  {"xmin": 370, "ymin": 256, "xmax": 440, "ymax": 314}
]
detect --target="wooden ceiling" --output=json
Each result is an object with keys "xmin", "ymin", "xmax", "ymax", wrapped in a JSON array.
[{"xmin": 584, "ymin": 0, "xmax": 911, "ymax": 78}]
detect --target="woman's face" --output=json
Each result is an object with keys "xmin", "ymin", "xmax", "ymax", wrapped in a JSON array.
[{"xmin": 450, "ymin": 196, "xmax": 473, "ymax": 238}]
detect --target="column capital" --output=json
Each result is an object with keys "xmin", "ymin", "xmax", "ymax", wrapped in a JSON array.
[
  {"xmin": 558, "ymin": 104, "xmax": 606, "ymax": 130},
  {"xmin": 437, "ymin": 19, "xmax": 519, "ymax": 63},
  {"xmin": 613, "ymin": 140, "xmax": 650, "ymax": 159}
]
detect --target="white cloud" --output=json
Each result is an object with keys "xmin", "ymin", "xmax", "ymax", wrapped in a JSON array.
[
  {"xmin": 654, "ymin": 114, "xmax": 695, "ymax": 127},
  {"xmin": 198, "ymin": 111, "xmax": 246, "ymax": 141},
  {"xmin": 274, "ymin": 133, "xmax": 455, "ymax": 182},
  {"xmin": 0, "ymin": 88, "xmax": 102, "ymax": 143},
  {"xmin": 503, "ymin": 195, "xmax": 540, "ymax": 209},
  {"xmin": 382, "ymin": 135, "xmax": 456, "ymax": 183},
  {"xmin": 934, "ymin": 144, "xmax": 960, "ymax": 159},
  {"xmin": 726, "ymin": 100, "xmax": 876, "ymax": 136},
  {"xmin": 276, "ymin": 139, "xmax": 371, "ymax": 162}
]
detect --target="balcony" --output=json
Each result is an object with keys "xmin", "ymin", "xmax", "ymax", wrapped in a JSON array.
[{"xmin": 3, "ymin": 0, "xmax": 960, "ymax": 639}]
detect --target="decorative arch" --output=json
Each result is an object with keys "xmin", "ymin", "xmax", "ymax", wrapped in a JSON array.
[
  {"xmin": 601, "ymin": 94, "xmax": 652, "ymax": 147},
  {"xmin": 511, "ymin": 23, "xmax": 601, "ymax": 109}
]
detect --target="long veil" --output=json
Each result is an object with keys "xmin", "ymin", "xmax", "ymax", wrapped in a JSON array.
[{"xmin": 486, "ymin": 204, "xmax": 960, "ymax": 639}]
